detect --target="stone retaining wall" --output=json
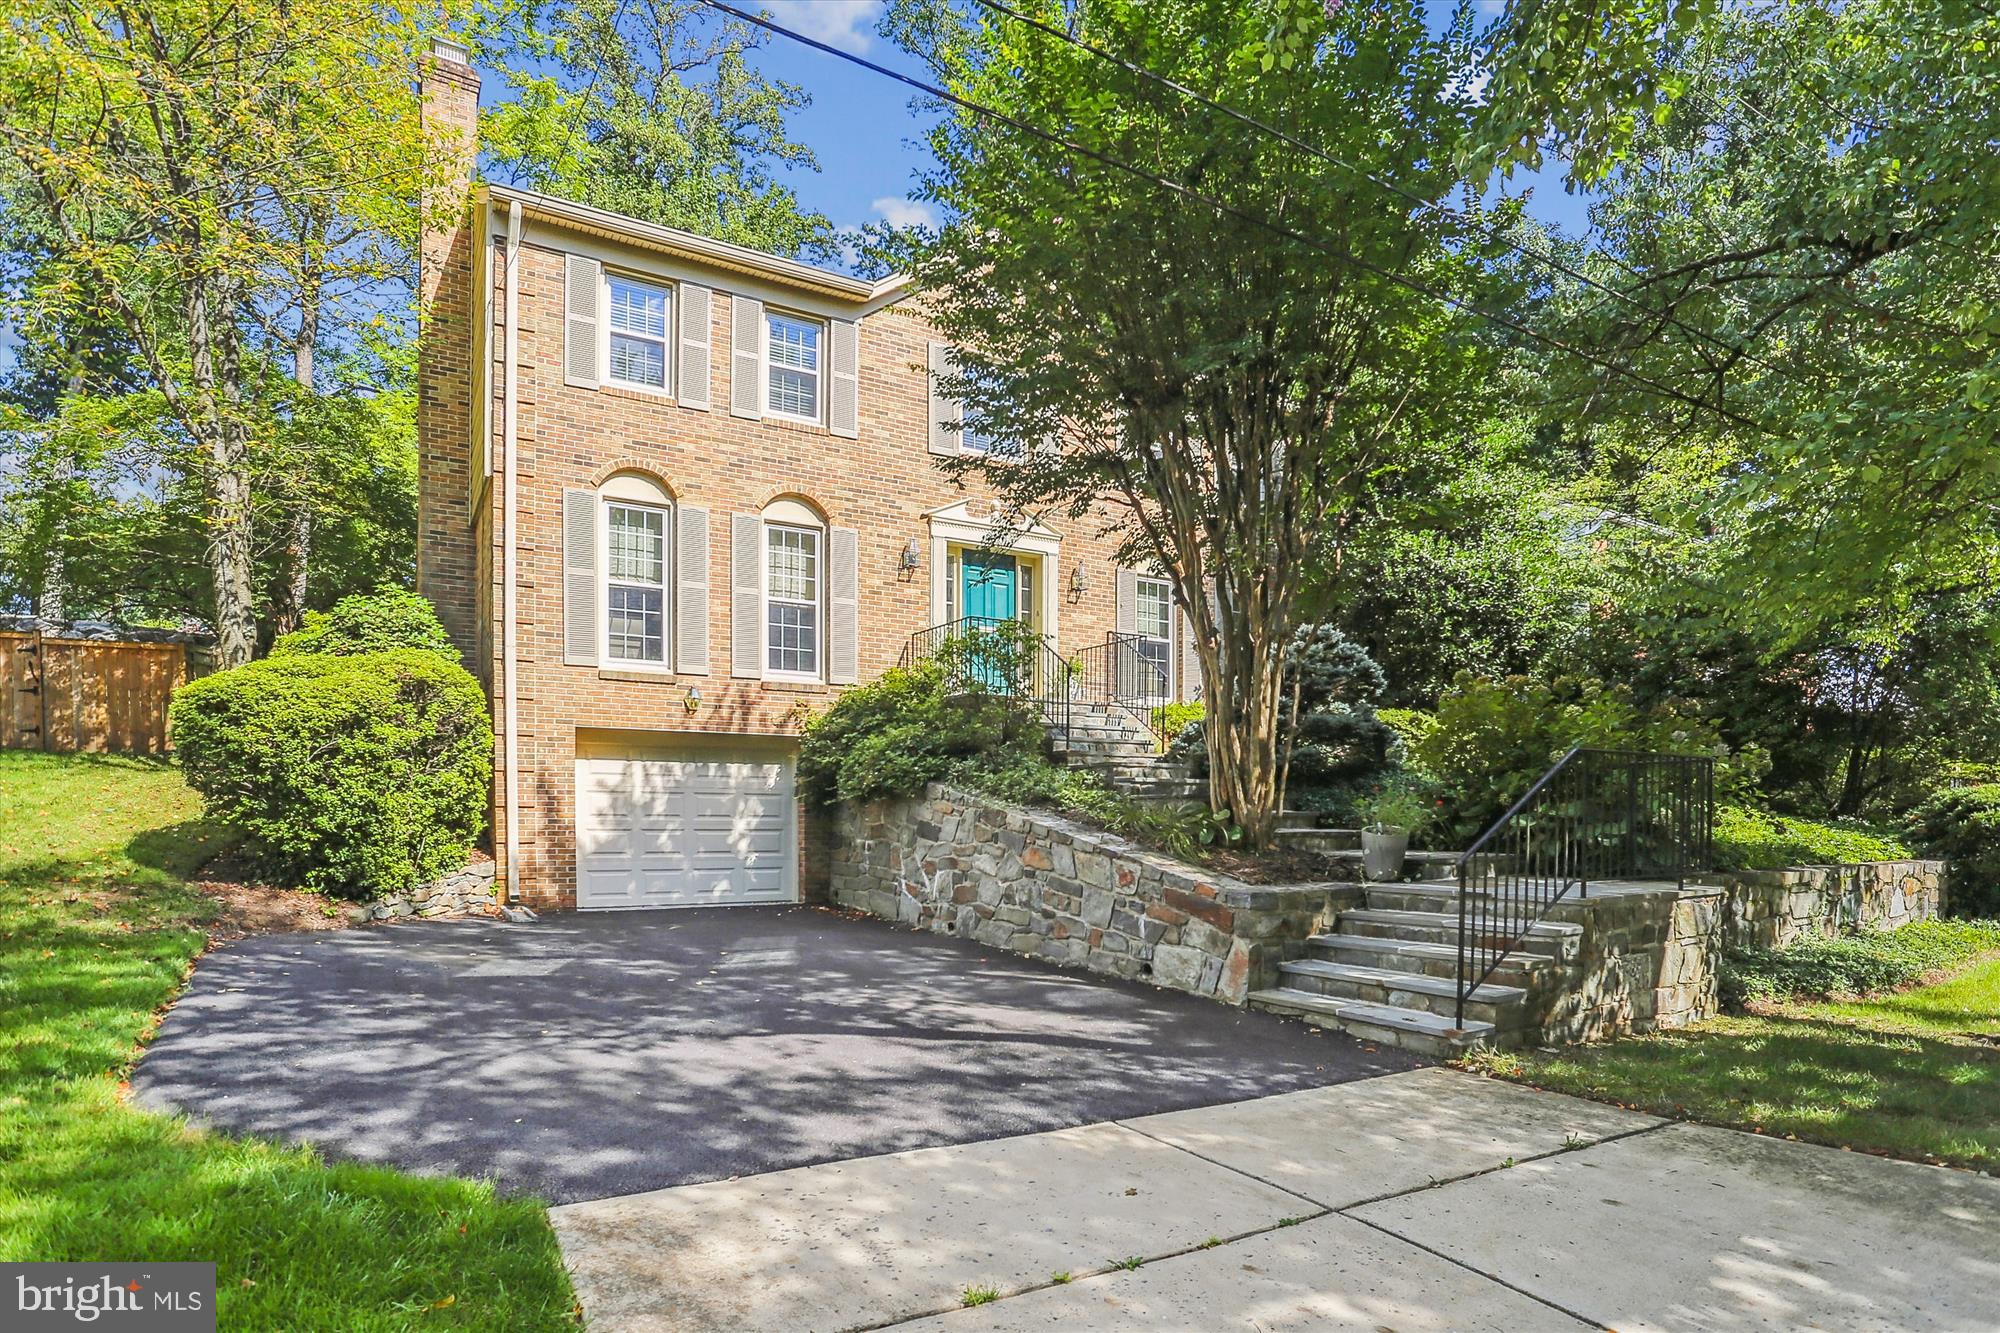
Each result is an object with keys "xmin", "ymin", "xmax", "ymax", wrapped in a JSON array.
[
  {"xmin": 827, "ymin": 785, "xmax": 1947, "ymax": 1047},
  {"xmin": 359, "ymin": 859, "xmax": 497, "ymax": 922},
  {"xmin": 828, "ymin": 785, "xmax": 1355, "ymax": 1003},
  {"xmin": 1721, "ymin": 861, "xmax": 1944, "ymax": 949}
]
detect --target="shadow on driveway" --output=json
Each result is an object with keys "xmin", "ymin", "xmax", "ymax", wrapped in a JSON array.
[{"xmin": 132, "ymin": 905, "xmax": 1418, "ymax": 1203}]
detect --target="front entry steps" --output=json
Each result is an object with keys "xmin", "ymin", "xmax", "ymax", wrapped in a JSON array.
[
  {"xmin": 1249, "ymin": 880, "xmax": 1582, "ymax": 1057},
  {"xmin": 1050, "ymin": 703, "xmax": 1207, "ymax": 802}
]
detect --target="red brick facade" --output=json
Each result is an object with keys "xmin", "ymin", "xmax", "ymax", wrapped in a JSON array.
[{"xmin": 418, "ymin": 49, "xmax": 1170, "ymax": 910}]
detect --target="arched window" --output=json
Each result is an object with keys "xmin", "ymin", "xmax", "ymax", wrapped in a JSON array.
[
  {"xmin": 601, "ymin": 472, "xmax": 673, "ymax": 668},
  {"xmin": 762, "ymin": 497, "xmax": 824, "ymax": 680}
]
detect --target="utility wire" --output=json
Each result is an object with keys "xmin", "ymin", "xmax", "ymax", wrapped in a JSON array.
[{"xmin": 697, "ymin": 0, "xmax": 1779, "ymax": 438}]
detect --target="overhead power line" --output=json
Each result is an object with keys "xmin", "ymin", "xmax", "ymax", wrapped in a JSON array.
[{"xmin": 697, "ymin": 0, "xmax": 1778, "ymax": 438}]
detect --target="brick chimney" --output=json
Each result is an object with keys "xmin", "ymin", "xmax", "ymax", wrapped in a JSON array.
[{"xmin": 417, "ymin": 38, "xmax": 481, "ymax": 667}]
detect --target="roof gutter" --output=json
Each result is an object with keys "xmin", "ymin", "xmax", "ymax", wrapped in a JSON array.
[{"xmin": 484, "ymin": 183, "xmax": 911, "ymax": 304}]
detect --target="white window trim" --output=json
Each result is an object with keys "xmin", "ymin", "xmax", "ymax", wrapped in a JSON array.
[
  {"xmin": 761, "ymin": 519, "xmax": 824, "ymax": 682},
  {"xmin": 1134, "ymin": 575, "xmax": 1175, "ymax": 701},
  {"xmin": 603, "ymin": 270, "xmax": 674, "ymax": 397},
  {"xmin": 601, "ymin": 496, "xmax": 674, "ymax": 672},
  {"xmin": 762, "ymin": 308, "xmax": 825, "ymax": 426}
]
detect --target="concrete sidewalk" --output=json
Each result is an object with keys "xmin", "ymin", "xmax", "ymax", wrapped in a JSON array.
[{"xmin": 549, "ymin": 1067, "xmax": 2000, "ymax": 1332}]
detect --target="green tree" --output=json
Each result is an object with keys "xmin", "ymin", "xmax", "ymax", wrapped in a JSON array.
[
  {"xmin": 1489, "ymin": 0, "xmax": 2000, "ymax": 641},
  {"xmin": 481, "ymin": 0, "xmax": 837, "ymax": 259},
  {"xmin": 0, "ymin": 1, "xmax": 459, "ymax": 665},
  {"xmin": 893, "ymin": 0, "xmax": 1499, "ymax": 844}
]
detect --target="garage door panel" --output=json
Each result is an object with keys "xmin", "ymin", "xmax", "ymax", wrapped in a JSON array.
[{"xmin": 575, "ymin": 749, "xmax": 795, "ymax": 909}]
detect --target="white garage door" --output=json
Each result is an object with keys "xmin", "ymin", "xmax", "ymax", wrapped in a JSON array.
[{"xmin": 575, "ymin": 752, "xmax": 796, "ymax": 909}]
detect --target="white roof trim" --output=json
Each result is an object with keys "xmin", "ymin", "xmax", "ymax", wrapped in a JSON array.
[{"xmin": 484, "ymin": 183, "xmax": 910, "ymax": 305}]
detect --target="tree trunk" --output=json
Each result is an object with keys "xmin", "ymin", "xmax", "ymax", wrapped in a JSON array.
[
  {"xmin": 185, "ymin": 267, "xmax": 259, "ymax": 669},
  {"xmin": 271, "ymin": 260, "xmax": 321, "ymax": 638},
  {"xmin": 35, "ymin": 367, "xmax": 84, "ymax": 632}
]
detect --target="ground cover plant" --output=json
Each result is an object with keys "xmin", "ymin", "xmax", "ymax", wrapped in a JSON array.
[
  {"xmin": 0, "ymin": 751, "xmax": 576, "ymax": 1328},
  {"xmin": 1471, "ymin": 920, "xmax": 2000, "ymax": 1170},
  {"xmin": 1720, "ymin": 920, "xmax": 2000, "ymax": 1008},
  {"xmin": 1713, "ymin": 806, "xmax": 1910, "ymax": 872}
]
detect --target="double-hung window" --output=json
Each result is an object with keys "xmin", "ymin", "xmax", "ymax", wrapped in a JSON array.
[
  {"xmin": 765, "ymin": 311, "xmax": 822, "ymax": 422},
  {"xmin": 1133, "ymin": 576, "xmax": 1174, "ymax": 700},
  {"xmin": 765, "ymin": 523, "xmax": 821, "ymax": 678},
  {"xmin": 607, "ymin": 275, "xmax": 670, "ymax": 391},
  {"xmin": 605, "ymin": 502, "xmax": 669, "ymax": 664}
]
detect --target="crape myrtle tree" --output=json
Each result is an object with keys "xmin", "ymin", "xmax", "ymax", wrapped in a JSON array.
[{"xmin": 889, "ymin": 0, "xmax": 1501, "ymax": 845}]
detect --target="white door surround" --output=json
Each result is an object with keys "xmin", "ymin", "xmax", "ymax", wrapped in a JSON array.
[{"xmin": 924, "ymin": 500, "xmax": 1062, "ymax": 634}]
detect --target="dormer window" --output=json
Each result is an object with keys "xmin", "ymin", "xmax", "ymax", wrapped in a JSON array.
[{"xmin": 607, "ymin": 275, "xmax": 670, "ymax": 391}]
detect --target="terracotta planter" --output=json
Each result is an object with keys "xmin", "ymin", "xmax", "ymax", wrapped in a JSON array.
[{"xmin": 1361, "ymin": 825, "xmax": 1409, "ymax": 881}]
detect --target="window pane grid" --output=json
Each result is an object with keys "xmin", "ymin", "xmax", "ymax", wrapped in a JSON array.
[
  {"xmin": 605, "ymin": 503, "xmax": 667, "ymax": 663},
  {"xmin": 606, "ymin": 276, "xmax": 669, "ymax": 389},
  {"xmin": 766, "ymin": 313, "xmax": 821, "ymax": 418},
  {"xmin": 1136, "ymin": 579, "xmax": 1173, "ymax": 641},
  {"xmin": 766, "ymin": 524, "xmax": 820, "ymax": 675}
]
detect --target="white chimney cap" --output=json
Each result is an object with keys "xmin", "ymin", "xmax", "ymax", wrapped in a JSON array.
[{"xmin": 430, "ymin": 37, "xmax": 471, "ymax": 67}]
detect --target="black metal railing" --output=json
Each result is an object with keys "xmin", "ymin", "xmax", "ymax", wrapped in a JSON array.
[
  {"xmin": 901, "ymin": 616, "xmax": 1074, "ymax": 738},
  {"xmin": 1073, "ymin": 631, "xmax": 1173, "ymax": 747},
  {"xmin": 1453, "ymin": 747, "xmax": 1715, "ymax": 1027}
]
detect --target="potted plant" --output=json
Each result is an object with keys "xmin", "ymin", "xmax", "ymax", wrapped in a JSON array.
[{"xmin": 1358, "ymin": 778, "xmax": 1433, "ymax": 881}]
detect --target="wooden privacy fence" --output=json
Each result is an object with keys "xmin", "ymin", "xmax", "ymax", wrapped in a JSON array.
[{"xmin": 0, "ymin": 632, "xmax": 190, "ymax": 754}]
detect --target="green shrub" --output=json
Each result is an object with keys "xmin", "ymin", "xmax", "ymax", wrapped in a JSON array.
[
  {"xmin": 269, "ymin": 584, "xmax": 454, "ymax": 658},
  {"xmin": 1908, "ymin": 784, "xmax": 2000, "ymax": 918},
  {"xmin": 798, "ymin": 657, "xmax": 1042, "ymax": 806},
  {"xmin": 170, "ymin": 650, "xmax": 491, "ymax": 897},
  {"xmin": 1713, "ymin": 806, "xmax": 1910, "ymax": 871},
  {"xmin": 1151, "ymin": 701, "xmax": 1203, "ymax": 742},
  {"xmin": 1414, "ymin": 673, "xmax": 1763, "ymax": 840},
  {"xmin": 1376, "ymin": 708, "xmax": 1436, "ymax": 765},
  {"xmin": 1720, "ymin": 919, "xmax": 2000, "ymax": 1008}
]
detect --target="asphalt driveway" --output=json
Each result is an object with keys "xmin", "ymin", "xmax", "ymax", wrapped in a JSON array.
[{"xmin": 132, "ymin": 905, "xmax": 1415, "ymax": 1203}]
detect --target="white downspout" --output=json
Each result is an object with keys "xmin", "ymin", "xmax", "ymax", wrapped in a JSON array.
[{"xmin": 502, "ymin": 199, "xmax": 522, "ymax": 906}]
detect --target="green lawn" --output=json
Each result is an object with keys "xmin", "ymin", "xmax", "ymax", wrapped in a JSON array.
[
  {"xmin": 0, "ymin": 751, "xmax": 577, "ymax": 1329},
  {"xmin": 1469, "ymin": 945, "xmax": 2000, "ymax": 1170}
]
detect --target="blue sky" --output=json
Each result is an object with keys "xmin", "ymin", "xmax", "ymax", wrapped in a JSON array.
[{"xmin": 484, "ymin": 0, "xmax": 1594, "ymax": 247}]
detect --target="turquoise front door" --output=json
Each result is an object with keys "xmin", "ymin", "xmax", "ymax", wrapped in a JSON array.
[
  {"xmin": 959, "ymin": 552, "xmax": 1018, "ymax": 689},
  {"xmin": 960, "ymin": 551, "xmax": 1018, "ymax": 624}
]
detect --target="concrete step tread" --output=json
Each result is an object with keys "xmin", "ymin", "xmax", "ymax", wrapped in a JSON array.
[
  {"xmin": 1306, "ymin": 932, "xmax": 1556, "ymax": 974},
  {"xmin": 1341, "ymin": 907, "xmax": 1585, "ymax": 939},
  {"xmin": 1277, "ymin": 958, "xmax": 1526, "ymax": 1004},
  {"xmin": 1247, "ymin": 989, "xmax": 1497, "ymax": 1042}
]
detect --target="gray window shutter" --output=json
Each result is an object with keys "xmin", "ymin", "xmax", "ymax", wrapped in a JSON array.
[
  {"xmin": 675, "ymin": 505, "xmax": 710, "ymax": 675},
  {"xmin": 677, "ymin": 283, "xmax": 711, "ymax": 409},
  {"xmin": 926, "ymin": 341, "xmax": 960, "ymax": 456},
  {"xmin": 731, "ymin": 512, "xmax": 762, "ymax": 676},
  {"xmin": 563, "ymin": 488, "xmax": 598, "ymax": 665},
  {"xmin": 829, "ymin": 318, "xmax": 860, "ymax": 438},
  {"xmin": 564, "ymin": 255, "xmax": 600, "ymax": 389},
  {"xmin": 730, "ymin": 295, "xmax": 763, "ymax": 419},
  {"xmin": 1179, "ymin": 608, "xmax": 1201, "ymax": 702},
  {"xmin": 828, "ymin": 527, "xmax": 859, "ymax": 685},
  {"xmin": 1115, "ymin": 568, "xmax": 1138, "ymax": 636}
]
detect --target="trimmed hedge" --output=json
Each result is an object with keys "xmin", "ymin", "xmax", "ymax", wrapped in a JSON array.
[
  {"xmin": 1721, "ymin": 919, "xmax": 2000, "ymax": 1008},
  {"xmin": 269, "ymin": 584, "xmax": 455, "ymax": 658},
  {"xmin": 170, "ymin": 649, "xmax": 490, "ymax": 897},
  {"xmin": 1908, "ymin": 784, "xmax": 2000, "ymax": 919},
  {"xmin": 1712, "ymin": 805, "xmax": 1910, "ymax": 872}
]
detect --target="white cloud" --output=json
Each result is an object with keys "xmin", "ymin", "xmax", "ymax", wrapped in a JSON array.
[
  {"xmin": 760, "ymin": 0, "xmax": 882, "ymax": 54},
  {"xmin": 871, "ymin": 196, "xmax": 937, "ymax": 230}
]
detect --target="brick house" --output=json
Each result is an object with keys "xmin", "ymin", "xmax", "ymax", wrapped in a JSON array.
[{"xmin": 417, "ymin": 41, "xmax": 1194, "ymax": 911}]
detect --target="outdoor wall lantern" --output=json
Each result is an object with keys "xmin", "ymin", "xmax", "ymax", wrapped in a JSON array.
[
  {"xmin": 1069, "ymin": 563, "xmax": 1089, "ymax": 601},
  {"xmin": 683, "ymin": 685, "xmax": 701, "ymax": 714},
  {"xmin": 900, "ymin": 539, "xmax": 922, "ymax": 573}
]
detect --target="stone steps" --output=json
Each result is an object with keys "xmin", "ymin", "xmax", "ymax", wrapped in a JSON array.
[
  {"xmin": 1303, "ymin": 932, "xmax": 1556, "ymax": 988},
  {"xmin": 1246, "ymin": 989, "xmax": 1500, "ymax": 1056},
  {"xmin": 1338, "ymin": 906, "xmax": 1584, "ymax": 962},
  {"xmin": 1274, "ymin": 958, "xmax": 1526, "ymax": 1028}
]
